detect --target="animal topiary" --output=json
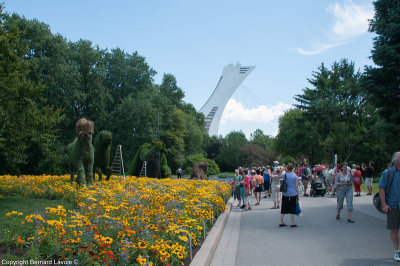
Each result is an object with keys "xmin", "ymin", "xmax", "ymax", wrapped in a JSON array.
[
  {"xmin": 94, "ymin": 130, "xmax": 112, "ymax": 181},
  {"xmin": 127, "ymin": 141, "xmax": 171, "ymax": 178},
  {"xmin": 67, "ymin": 118, "xmax": 95, "ymax": 185},
  {"xmin": 190, "ymin": 162, "xmax": 209, "ymax": 180}
]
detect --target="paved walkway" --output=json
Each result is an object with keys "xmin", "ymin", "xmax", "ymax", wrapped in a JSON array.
[{"xmin": 211, "ymin": 192, "xmax": 395, "ymax": 266}]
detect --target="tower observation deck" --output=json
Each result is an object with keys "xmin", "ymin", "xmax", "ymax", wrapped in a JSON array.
[{"xmin": 200, "ymin": 63, "xmax": 255, "ymax": 136}]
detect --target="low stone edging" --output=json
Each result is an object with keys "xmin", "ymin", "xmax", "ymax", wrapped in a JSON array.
[{"xmin": 190, "ymin": 197, "xmax": 233, "ymax": 266}]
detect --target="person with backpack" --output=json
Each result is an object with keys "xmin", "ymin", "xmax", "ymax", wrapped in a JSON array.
[
  {"xmin": 176, "ymin": 168, "xmax": 183, "ymax": 179},
  {"xmin": 301, "ymin": 164, "xmax": 310, "ymax": 196},
  {"xmin": 378, "ymin": 152, "xmax": 400, "ymax": 262}
]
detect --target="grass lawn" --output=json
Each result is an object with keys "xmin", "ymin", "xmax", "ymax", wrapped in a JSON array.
[{"xmin": 360, "ymin": 182, "xmax": 379, "ymax": 194}]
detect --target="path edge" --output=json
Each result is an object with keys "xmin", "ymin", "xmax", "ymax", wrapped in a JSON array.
[{"xmin": 190, "ymin": 197, "xmax": 233, "ymax": 266}]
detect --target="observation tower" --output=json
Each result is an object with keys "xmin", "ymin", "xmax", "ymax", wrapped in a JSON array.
[{"xmin": 200, "ymin": 63, "xmax": 255, "ymax": 136}]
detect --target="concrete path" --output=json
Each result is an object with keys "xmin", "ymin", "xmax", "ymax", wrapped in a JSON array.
[{"xmin": 211, "ymin": 192, "xmax": 395, "ymax": 266}]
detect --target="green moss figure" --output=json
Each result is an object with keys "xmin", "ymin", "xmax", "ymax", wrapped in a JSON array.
[
  {"xmin": 67, "ymin": 118, "xmax": 95, "ymax": 185},
  {"xmin": 127, "ymin": 141, "xmax": 171, "ymax": 178},
  {"xmin": 94, "ymin": 130, "xmax": 112, "ymax": 181}
]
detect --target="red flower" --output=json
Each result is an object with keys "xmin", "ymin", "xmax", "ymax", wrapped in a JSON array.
[
  {"xmin": 109, "ymin": 255, "xmax": 114, "ymax": 259},
  {"xmin": 104, "ymin": 258, "xmax": 108, "ymax": 262},
  {"xmin": 61, "ymin": 241, "xmax": 66, "ymax": 244}
]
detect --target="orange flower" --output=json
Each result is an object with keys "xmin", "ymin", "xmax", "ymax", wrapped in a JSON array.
[{"xmin": 17, "ymin": 237, "xmax": 25, "ymax": 243}]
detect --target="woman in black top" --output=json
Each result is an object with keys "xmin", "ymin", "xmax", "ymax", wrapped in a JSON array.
[{"xmin": 365, "ymin": 161, "xmax": 374, "ymax": 195}]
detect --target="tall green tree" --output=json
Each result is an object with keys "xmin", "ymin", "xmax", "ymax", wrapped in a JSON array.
[
  {"xmin": 163, "ymin": 108, "xmax": 187, "ymax": 170},
  {"xmin": 216, "ymin": 131, "xmax": 247, "ymax": 171},
  {"xmin": 158, "ymin": 73, "xmax": 185, "ymax": 107},
  {"xmin": 239, "ymin": 144, "xmax": 267, "ymax": 167},
  {"xmin": 364, "ymin": 0, "xmax": 400, "ymax": 150},
  {"xmin": 105, "ymin": 48, "xmax": 156, "ymax": 106},
  {"xmin": 0, "ymin": 6, "xmax": 62, "ymax": 174},
  {"xmin": 293, "ymin": 60, "xmax": 380, "ymax": 164}
]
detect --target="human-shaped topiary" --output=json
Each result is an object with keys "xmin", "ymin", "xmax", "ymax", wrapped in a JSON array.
[
  {"xmin": 94, "ymin": 130, "xmax": 112, "ymax": 181},
  {"xmin": 67, "ymin": 118, "xmax": 95, "ymax": 185},
  {"xmin": 127, "ymin": 141, "xmax": 171, "ymax": 178}
]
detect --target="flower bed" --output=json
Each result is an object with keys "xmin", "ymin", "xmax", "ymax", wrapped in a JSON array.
[{"xmin": 0, "ymin": 175, "xmax": 230, "ymax": 265}]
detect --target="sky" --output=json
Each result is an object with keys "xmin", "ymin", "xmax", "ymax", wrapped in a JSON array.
[{"xmin": 3, "ymin": 0, "xmax": 376, "ymax": 138}]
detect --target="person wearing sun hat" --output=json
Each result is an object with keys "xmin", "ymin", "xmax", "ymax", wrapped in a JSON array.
[{"xmin": 273, "ymin": 161, "xmax": 280, "ymax": 172}]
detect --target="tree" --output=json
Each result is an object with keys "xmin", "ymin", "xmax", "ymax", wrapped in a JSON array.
[
  {"xmin": 292, "ymin": 60, "xmax": 381, "ymax": 164},
  {"xmin": 364, "ymin": 0, "xmax": 400, "ymax": 150},
  {"xmin": 216, "ymin": 131, "xmax": 247, "ymax": 171},
  {"xmin": 163, "ymin": 108, "xmax": 187, "ymax": 171},
  {"xmin": 275, "ymin": 109, "xmax": 315, "ymax": 160},
  {"xmin": 205, "ymin": 135, "xmax": 222, "ymax": 160},
  {"xmin": 238, "ymin": 144, "xmax": 267, "ymax": 167},
  {"xmin": 0, "ymin": 6, "xmax": 62, "ymax": 174},
  {"xmin": 158, "ymin": 73, "xmax": 185, "ymax": 107},
  {"xmin": 105, "ymin": 48, "xmax": 156, "ymax": 106}
]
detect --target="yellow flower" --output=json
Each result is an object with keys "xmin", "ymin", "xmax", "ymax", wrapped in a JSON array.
[
  {"xmin": 102, "ymin": 237, "xmax": 113, "ymax": 245},
  {"xmin": 138, "ymin": 241, "xmax": 147, "ymax": 249},
  {"xmin": 136, "ymin": 255, "xmax": 146, "ymax": 265}
]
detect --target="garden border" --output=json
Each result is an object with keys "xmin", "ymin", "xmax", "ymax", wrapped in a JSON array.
[{"xmin": 190, "ymin": 197, "xmax": 233, "ymax": 266}]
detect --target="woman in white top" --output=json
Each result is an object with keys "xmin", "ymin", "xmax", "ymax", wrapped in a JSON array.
[
  {"xmin": 335, "ymin": 163, "xmax": 355, "ymax": 223},
  {"xmin": 270, "ymin": 168, "xmax": 282, "ymax": 209}
]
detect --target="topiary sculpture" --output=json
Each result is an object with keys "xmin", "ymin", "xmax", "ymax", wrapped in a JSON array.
[
  {"xmin": 127, "ymin": 141, "xmax": 171, "ymax": 178},
  {"xmin": 94, "ymin": 130, "xmax": 112, "ymax": 181},
  {"xmin": 190, "ymin": 162, "xmax": 209, "ymax": 180},
  {"xmin": 67, "ymin": 118, "xmax": 95, "ymax": 185}
]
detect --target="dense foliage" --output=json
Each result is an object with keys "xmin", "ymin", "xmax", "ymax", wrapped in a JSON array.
[
  {"xmin": 1, "ymin": 0, "xmax": 398, "ymax": 175},
  {"xmin": 364, "ymin": 0, "xmax": 400, "ymax": 150},
  {"xmin": 0, "ymin": 8, "xmax": 210, "ymax": 175}
]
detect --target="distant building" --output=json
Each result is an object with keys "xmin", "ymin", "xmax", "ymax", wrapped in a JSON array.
[{"xmin": 200, "ymin": 63, "xmax": 255, "ymax": 136}]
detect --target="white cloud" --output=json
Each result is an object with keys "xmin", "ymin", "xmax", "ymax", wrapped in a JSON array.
[
  {"xmin": 297, "ymin": 0, "xmax": 374, "ymax": 55},
  {"xmin": 220, "ymin": 98, "xmax": 291, "ymax": 124},
  {"xmin": 297, "ymin": 42, "xmax": 345, "ymax": 56}
]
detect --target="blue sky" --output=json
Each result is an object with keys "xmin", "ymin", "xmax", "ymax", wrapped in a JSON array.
[{"xmin": 4, "ymin": 0, "xmax": 375, "ymax": 138}]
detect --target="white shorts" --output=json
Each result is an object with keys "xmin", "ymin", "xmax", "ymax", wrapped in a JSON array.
[{"xmin": 365, "ymin": 178, "xmax": 373, "ymax": 187}]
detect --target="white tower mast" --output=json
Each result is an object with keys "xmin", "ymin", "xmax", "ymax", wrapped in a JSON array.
[{"xmin": 200, "ymin": 63, "xmax": 255, "ymax": 136}]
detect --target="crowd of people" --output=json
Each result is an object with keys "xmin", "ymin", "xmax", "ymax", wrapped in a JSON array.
[
  {"xmin": 230, "ymin": 160, "xmax": 377, "ymax": 214},
  {"xmin": 229, "ymin": 159, "xmax": 381, "ymax": 226},
  {"xmin": 229, "ymin": 152, "xmax": 400, "ymax": 262}
]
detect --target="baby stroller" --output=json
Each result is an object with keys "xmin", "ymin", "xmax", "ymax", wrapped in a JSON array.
[{"xmin": 310, "ymin": 178, "xmax": 326, "ymax": 197}]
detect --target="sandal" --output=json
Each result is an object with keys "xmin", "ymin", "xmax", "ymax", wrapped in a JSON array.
[
  {"xmin": 347, "ymin": 219, "xmax": 355, "ymax": 223},
  {"xmin": 336, "ymin": 215, "xmax": 340, "ymax": 220},
  {"xmin": 291, "ymin": 224, "xmax": 297, "ymax": 227},
  {"xmin": 279, "ymin": 223, "xmax": 288, "ymax": 227}
]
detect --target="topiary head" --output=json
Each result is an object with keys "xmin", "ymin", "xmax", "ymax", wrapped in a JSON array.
[
  {"xmin": 198, "ymin": 162, "xmax": 209, "ymax": 171},
  {"xmin": 75, "ymin": 118, "xmax": 94, "ymax": 140},
  {"xmin": 98, "ymin": 130, "xmax": 112, "ymax": 146}
]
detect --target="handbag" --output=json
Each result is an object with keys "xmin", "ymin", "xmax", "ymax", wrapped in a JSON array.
[
  {"xmin": 295, "ymin": 200, "xmax": 302, "ymax": 216},
  {"xmin": 280, "ymin": 174, "xmax": 287, "ymax": 192},
  {"xmin": 373, "ymin": 169, "xmax": 394, "ymax": 213},
  {"xmin": 244, "ymin": 189, "xmax": 252, "ymax": 196}
]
